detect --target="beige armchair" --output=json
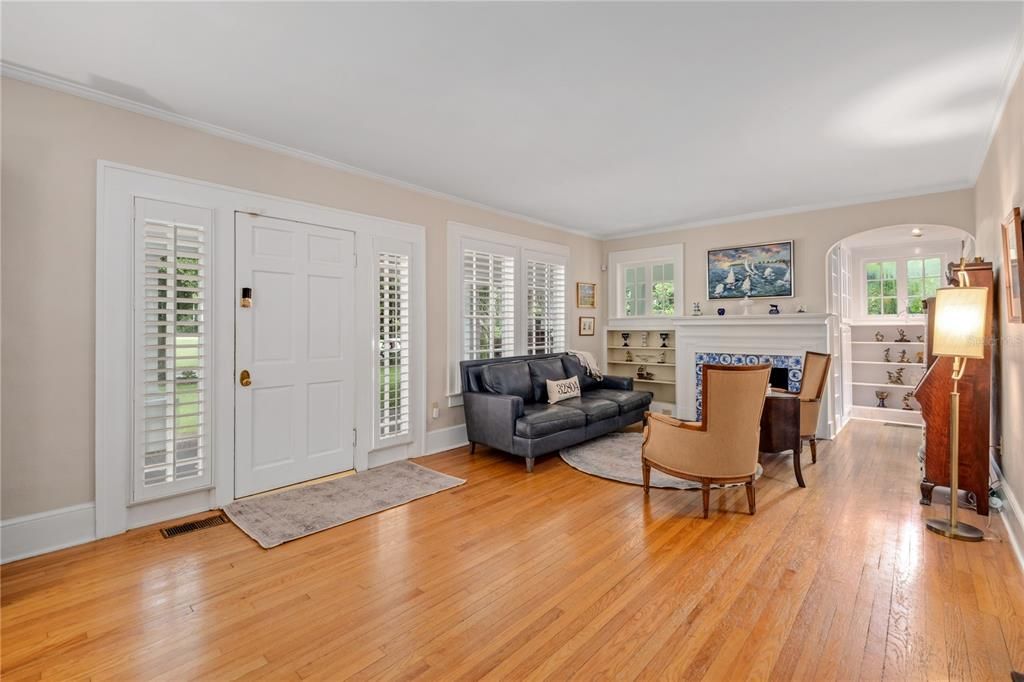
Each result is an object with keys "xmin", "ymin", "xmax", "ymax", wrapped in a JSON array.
[
  {"xmin": 641, "ymin": 364, "xmax": 771, "ymax": 518},
  {"xmin": 772, "ymin": 351, "xmax": 832, "ymax": 463}
]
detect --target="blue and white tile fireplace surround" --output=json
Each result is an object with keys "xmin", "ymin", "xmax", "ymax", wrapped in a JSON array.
[{"xmin": 673, "ymin": 314, "xmax": 836, "ymax": 439}]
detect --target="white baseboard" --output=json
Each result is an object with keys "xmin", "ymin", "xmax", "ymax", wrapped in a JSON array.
[
  {"xmin": 993, "ymin": 459, "xmax": 1024, "ymax": 575},
  {"xmin": 424, "ymin": 424, "xmax": 469, "ymax": 455},
  {"xmin": 1, "ymin": 502, "xmax": 97, "ymax": 564}
]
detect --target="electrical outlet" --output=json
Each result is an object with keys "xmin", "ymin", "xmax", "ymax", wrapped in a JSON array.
[{"xmin": 431, "ymin": 402, "xmax": 440, "ymax": 419}]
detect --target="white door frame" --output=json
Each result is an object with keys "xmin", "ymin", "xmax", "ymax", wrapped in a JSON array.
[{"xmin": 96, "ymin": 161, "xmax": 426, "ymax": 538}]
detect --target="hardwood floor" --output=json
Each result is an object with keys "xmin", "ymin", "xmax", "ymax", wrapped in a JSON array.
[{"xmin": 2, "ymin": 420, "xmax": 1022, "ymax": 680}]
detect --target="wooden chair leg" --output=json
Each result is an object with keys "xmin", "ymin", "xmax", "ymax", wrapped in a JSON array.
[
  {"xmin": 793, "ymin": 445, "xmax": 806, "ymax": 488},
  {"xmin": 746, "ymin": 478, "xmax": 756, "ymax": 515},
  {"xmin": 701, "ymin": 481, "xmax": 711, "ymax": 519},
  {"xmin": 809, "ymin": 437, "xmax": 817, "ymax": 464},
  {"xmin": 642, "ymin": 459, "xmax": 651, "ymax": 493}
]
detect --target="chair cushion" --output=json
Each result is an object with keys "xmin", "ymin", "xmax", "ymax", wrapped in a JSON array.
[
  {"xmin": 584, "ymin": 388, "xmax": 653, "ymax": 414},
  {"xmin": 554, "ymin": 396, "xmax": 619, "ymax": 424},
  {"xmin": 482, "ymin": 361, "xmax": 533, "ymax": 402},
  {"xmin": 528, "ymin": 357, "xmax": 567, "ymax": 402},
  {"xmin": 561, "ymin": 355, "xmax": 600, "ymax": 390},
  {"xmin": 515, "ymin": 403, "xmax": 586, "ymax": 438}
]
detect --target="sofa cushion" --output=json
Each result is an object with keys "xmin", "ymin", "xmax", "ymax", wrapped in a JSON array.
[
  {"xmin": 584, "ymin": 388, "xmax": 653, "ymax": 414},
  {"xmin": 528, "ymin": 357, "xmax": 567, "ymax": 402},
  {"xmin": 515, "ymin": 403, "xmax": 586, "ymax": 438},
  {"xmin": 561, "ymin": 355, "xmax": 600, "ymax": 390},
  {"xmin": 482, "ymin": 361, "xmax": 533, "ymax": 402},
  {"xmin": 555, "ymin": 396, "xmax": 619, "ymax": 424}
]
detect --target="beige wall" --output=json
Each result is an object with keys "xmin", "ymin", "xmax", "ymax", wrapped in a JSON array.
[
  {"xmin": 974, "ymin": 68, "xmax": 1024, "ymax": 513},
  {"xmin": 602, "ymin": 189, "xmax": 975, "ymax": 317},
  {"xmin": 0, "ymin": 77, "xmax": 605, "ymax": 518}
]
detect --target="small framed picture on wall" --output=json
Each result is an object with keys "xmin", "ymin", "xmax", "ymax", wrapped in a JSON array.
[
  {"xmin": 579, "ymin": 316, "xmax": 596, "ymax": 336},
  {"xmin": 1002, "ymin": 207, "xmax": 1022, "ymax": 323},
  {"xmin": 577, "ymin": 282, "xmax": 597, "ymax": 308}
]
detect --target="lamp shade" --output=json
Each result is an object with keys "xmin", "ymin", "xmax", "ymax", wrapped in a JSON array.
[{"xmin": 932, "ymin": 286, "xmax": 988, "ymax": 359}]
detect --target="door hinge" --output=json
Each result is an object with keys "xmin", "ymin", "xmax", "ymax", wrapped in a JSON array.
[{"xmin": 352, "ymin": 428, "xmax": 358, "ymax": 448}]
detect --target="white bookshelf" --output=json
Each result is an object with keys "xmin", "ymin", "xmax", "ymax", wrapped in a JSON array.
[
  {"xmin": 605, "ymin": 325, "xmax": 676, "ymax": 412},
  {"xmin": 848, "ymin": 321, "xmax": 926, "ymax": 426}
]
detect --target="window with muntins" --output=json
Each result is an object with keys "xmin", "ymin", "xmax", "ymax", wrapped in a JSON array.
[
  {"xmin": 378, "ymin": 251, "xmax": 410, "ymax": 439},
  {"xmin": 624, "ymin": 261, "xmax": 674, "ymax": 316},
  {"xmin": 134, "ymin": 198, "xmax": 212, "ymax": 500},
  {"xmin": 866, "ymin": 260, "xmax": 898, "ymax": 315},
  {"xmin": 526, "ymin": 259, "xmax": 566, "ymax": 354},
  {"xmin": 906, "ymin": 257, "xmax": 942, "ymax": 314},
  {"xmin": 463, "ymin": 249, "xmax": 516, "ymax": 360}
]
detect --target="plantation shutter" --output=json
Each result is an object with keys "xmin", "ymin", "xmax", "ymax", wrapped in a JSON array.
[
  {"xmin": 377, "ymin": 250, "xmax": 411, "ymax": 441},
  {"xmin": 133, "ymin": 198, "xmax": 213, "ymax": 501},
  {"xmin": 462, "ymin": 247, "xmax": 516, "ymax": 360},
  {"xmin": 525, "ymin": 257, "xmax": 566, "ymax": 354}
]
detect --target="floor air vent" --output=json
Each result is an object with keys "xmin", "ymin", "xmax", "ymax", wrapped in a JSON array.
[{"xmin": 160, "ymin": 514, "xmax": 227, "ymax": 539}]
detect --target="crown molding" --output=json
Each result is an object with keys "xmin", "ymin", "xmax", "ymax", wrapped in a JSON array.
[
  {"xmin": 0, "ymin": 61, "xmax": 596, "ymax": 240},
  {"xmin": 595, "ymin": 181, "xmax": 975, "ymax": 240}
]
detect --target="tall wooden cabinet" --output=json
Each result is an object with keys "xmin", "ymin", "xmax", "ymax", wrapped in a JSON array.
[{"xmin": 915, "ymin": 260, "xmax": 995, "ymax": 516}]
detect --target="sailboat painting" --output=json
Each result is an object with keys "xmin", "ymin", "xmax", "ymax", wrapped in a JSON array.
[{"xmin": 706, "ymin": 240, "xmax": 794, "ymax": 299}]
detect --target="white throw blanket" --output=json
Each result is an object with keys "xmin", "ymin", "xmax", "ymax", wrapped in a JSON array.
[{"xmin": 568, "ymin": 349, "xmax": 604, "ymax": 381}]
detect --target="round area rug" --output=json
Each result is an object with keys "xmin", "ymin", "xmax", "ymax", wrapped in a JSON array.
[{"xmin": 559, "ymin": 431, "xmax": 762, "ymax": 490}]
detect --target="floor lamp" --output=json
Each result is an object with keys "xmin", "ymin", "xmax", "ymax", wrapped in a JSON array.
[{"xmin": 925, "ymin": 285, "xmax": 989, "ymax": 542}]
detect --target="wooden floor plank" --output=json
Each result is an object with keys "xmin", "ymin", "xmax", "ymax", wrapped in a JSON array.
[{"xmin": 1, "ymin": 420, "xmax": 1022, "ymax": 681}]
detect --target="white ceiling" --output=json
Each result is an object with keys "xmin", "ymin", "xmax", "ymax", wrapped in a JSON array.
[{"xmin": 3, "ymin": 2, "xmax": 1022, "ymax": 237}]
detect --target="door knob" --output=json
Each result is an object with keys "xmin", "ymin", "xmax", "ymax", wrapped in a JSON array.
[{"xmin": 239, "ymin": 369, "xmax": 252, "ymax": 387}]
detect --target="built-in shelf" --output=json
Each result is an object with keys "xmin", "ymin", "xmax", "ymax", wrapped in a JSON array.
[
  {"xmin": 608, "ymin": 361, "xmax": 676, "ymax": 367},
  {"xmin": 851, "ymin": 341, "xmax": 924, "ymax": 346},
  {"xmin": 848, "ymin": 320, "xmax": 928, "ymax": 326},
  {"xmin": 851, "ymin": 360, "xmax": 926, "ymax": 368},
  {"xmin": 607, "ymin": 345, "xmax": 674, "ymax": 350},
  {"xmin": 633, "ymin": 378, "xmax": 675, "ymax": 385},
  {"xmin": 852, "ymin": 381, "xmax": 917, "ymax": 389}
]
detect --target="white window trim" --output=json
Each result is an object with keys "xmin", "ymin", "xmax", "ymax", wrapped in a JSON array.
[
  {"xmin": 851, "ymin": 242, "xmax": 957, "ymax": 322},
  {"xmin": 373, "ymin": 237, "xmax": 415, "ymax": 451},
  {"xmin": 607, "ymin": 244, "xmax": 685, "ymax": 320},
  {"xmin": 97, "ymin": 161, "xmax": 427, "ymax": 538},
  {"xmin": 446, "ymin": 222, "xmax": 570, "ymax": 405}
]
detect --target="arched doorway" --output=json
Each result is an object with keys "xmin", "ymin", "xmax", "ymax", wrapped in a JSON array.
[{"xmin": 825, "ymin": 224, "xmax": 976, "ymax": 434}]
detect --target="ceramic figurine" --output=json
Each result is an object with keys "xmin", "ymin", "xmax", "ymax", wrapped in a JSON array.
[
  {"xmin": 895, "ymin": 328, "xmax": 910, "ymax": 343},
  {"xmin": 717, "ymin": 307, "xmax": 725, "ymax": 316},
  {"xmin": 640, "ymin": 331, "xmax": 649, "ymax": 347},
  {"xmin": 898, "ymin": 349, "xmax": 909, "ymax": 363},
  {"xmin": 658, "ymin": 351, "xmax": 666, "ymax": 364},
  {"xmin": 916, "ymin": 335, "xmax": 924, "ymax": 342},
  {"xmin": 636, "ymin": 365, "xmax": 646, "ymax": 379},
  {"xmin": 902, "ymin": 392, "xmax": 914, "ymax": 410},
  {"xmin": 692, "ymin": 302, "xmax": 703, "ymax": 316},
  {"xmin": 916, "ymin": 351, "xmax": 924, "ymax": 364},
  {"xmin": 875, "ymin": 331, "xmax": 885, "ymax": 342},
  {"xmin": 768, "ymin": 304, "xmax": 780, "ymax": 315},
  {"xmin": 875, "ymin": 390, "xmax": 889, "ymax": 408},
  {"xmin": 740, "ymin": 295, "xmax": 754, "ymax": 316},
  {"xmin": 621, "ymin": 332, "xmax": 630, "ymax": 347},
  {"xmin": 886, "ymin": 367, "xmax": 906, "ymax": 385},
  {"xmin": 624, "ymin": 350, "xmax": 633, "ymax": 362},
  {"xmin": 797, "ymin": 305, "xmax": 807, "ymax": 313},
  {"xmin": 883, "ymin": 347, "xmax": 891, "ymax": 363},
  {"xmin": 659, "ymin": 332, "xmax": 669, "ymax": 348}
]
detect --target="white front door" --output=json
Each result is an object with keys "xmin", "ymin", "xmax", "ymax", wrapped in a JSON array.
[{"xmin": 235, "ymin": 213, "xmax": 355, "ymax": 497}]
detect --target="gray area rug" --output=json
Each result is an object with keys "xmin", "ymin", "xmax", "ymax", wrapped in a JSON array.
[
  {"xmin": 224, "ymin": 460, "xmax": 465, "ymax": 548},
  {"xmin": 560, "ymin": 431, "xmax": 761, "ymax": 490}
]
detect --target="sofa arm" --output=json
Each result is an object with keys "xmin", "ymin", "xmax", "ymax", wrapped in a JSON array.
[
  {"xmin": 599, "ymin": 375, "xmax": 634, "ymax": 391},
  {"xmin": 463, "ymin": 392, "xmax": 524, "ymax": 452}
]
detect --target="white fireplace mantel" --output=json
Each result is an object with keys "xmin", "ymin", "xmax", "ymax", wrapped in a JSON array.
[{"xmin": 673, "ymin": 313, "xmax": 836, "ymax": 437}]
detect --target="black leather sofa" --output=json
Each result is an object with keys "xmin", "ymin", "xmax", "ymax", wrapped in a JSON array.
[{"xmin": 460, "ymin": 353, "xmax": 653, "ymax": 471}]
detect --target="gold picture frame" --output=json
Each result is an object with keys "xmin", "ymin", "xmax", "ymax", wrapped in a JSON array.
[
  {"xmin": 579, "ymin": 316, "xmax": 596, "ymax": 336},
  {"xmin": 577, "ymin": 282, "xmax": 596, "ymax": 308},
  {"xmin": 1002, "ymin": 206, "xmax": 1022, "ymax": 323}
]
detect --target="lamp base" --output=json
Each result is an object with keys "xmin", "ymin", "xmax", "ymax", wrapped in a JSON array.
[{"xmin": 925, "ymin": 518, "xmax": 984, "ymax": 542}]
